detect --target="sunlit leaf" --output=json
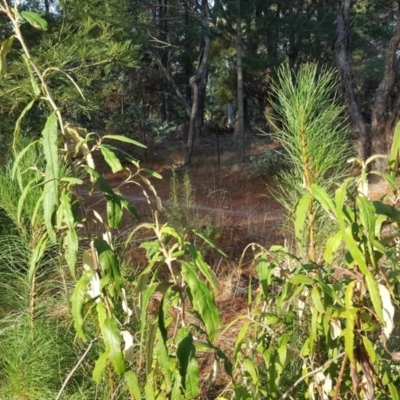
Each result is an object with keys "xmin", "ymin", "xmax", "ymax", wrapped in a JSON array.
[
  {"xmin": 93, "ymin": 351, "xmax": 108, "ymax": 383},
  {"xmin": 21, "ymin": 11, "xmax": 48, "ymax": 30},
  {"xmin": 0, "ymin": 36, "xmax": 14, "ymax": 77},
  {"xmin": 71, "ymin": 270, "xmax": 93, "ymax": 342},
  {"xmin": 125, "ymin": 370, "xmax": 141, "ymax": 399},
  {"xmin": 103, "ymin": 134, "xmax": 146, "ymax": 148},
  {"xmin": 100, "ymin": 145, "xmax": 123, "ymax": 173},
  {"xmin": 182, "ymin": 261, "xmax": 220, "ymax": 342},
  {"xmin": 103, "ymin": 317, "xmax": 125, "ymax": 374},
  {"xmin": 42, "ymin": 113, "xmax": 59, "ymax": 242}
]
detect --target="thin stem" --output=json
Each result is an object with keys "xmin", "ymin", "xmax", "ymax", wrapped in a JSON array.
[
  {"xmin": 278, "ymin": 352, "xmax": 345, "ymax": 400},
  {"xmin": 55, "ymin": 338, "xmax": 97, "ymax": 400},
  {"xmin": 333, "ymin": 353, "xmax": 348, "ymax": 400}
]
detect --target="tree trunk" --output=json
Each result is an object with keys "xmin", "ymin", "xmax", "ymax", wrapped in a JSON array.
[
  {"xmin": 370, "ymin": 1, "xmax": 400, "ymax": 171},
  {"xmin": 184, "ymin": 32, "xmax": 211, "ymax": 165},
  {"xmin": 236, "ymin": 0, "xmax": 245, "ymax": 163},
  {"xmin": 334, "ymin": 0, "xmax": 368, "ymax": 158}
]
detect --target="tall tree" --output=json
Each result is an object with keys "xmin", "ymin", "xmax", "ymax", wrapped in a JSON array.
[
  {"xmin": 335, "ymin": 0, "xmax": 400, "ymax": 169},
  {"xmin": 236, "ymin": 0, "xmax": 245, "ymax": 162}
]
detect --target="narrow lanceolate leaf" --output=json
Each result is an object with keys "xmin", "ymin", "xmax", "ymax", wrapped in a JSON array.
[
  {"xmin": 125, "ymin": 370, "xmax": 141, "ymax": 399},
  {"xmin": 42, "ymin": 113, "xmax": 59, "ymax": 242},
  {"xmin": 99, "ymin": 145, "xmax": 123, "ymax": 173},
  {"xmin": 28, "ymin": 234, "xmax": 48, "ymax": 284},
  {"xmin": 176, "ymin": 328, "xmax": 199, "ymax": 399},
  {"xmin": 71, "ymin": 270, "xmax": 93, "ymax": 343},
  {"xmin": 190, "ymin": 229, "xmax": 227, "ymax": 257},
  {"xmin": 323, "ymin": 230, "xmax": 342, "ymax": 264},
  {"xmin": 13, "ymin": 99, "xmax": 35, "ymax": 150},
  {"xmin": 94, "ymin": 239, "xmax": 122, "ymax": 293},
  {"xmin": 18, "ymin": 176, "xmax": 39, "ymax": 223},
  {"xmin": 357, "ymin": 196, "xmax": 376, "ymax": 243},
  {"xmin": 295, "ymin": 192, "xmax": 311, "ymax": 247},
  {"xmin": 103, "ymin": 317, "xmax": 126, "ymax": 375},
  {"xmin": 93, "ymin": 351, "xmax": 108, "ymax": 383},
  {"xmin": 344, "ymin": 281, "xmax": 356, "ymax": 364},
  {"xmin": 186, "ymin": 243, "xmax": 219, "ymax": 290},
  {"xmin": 182, "ymin": 262, "xmax": 220, "ymax": 342},
  {"xmin": 389, "ymin": 120, "xmax": 400, "ymax": 178},
  {"xmin": 22, "ymin": 55, "xmax": 40, "ymax": 96},
  {"xmin": 60, "ymin": 191, "xmax": 78, "ymax": 278},
  {"xmin": 310, "ymin": 184, "xmax": 336, "ymax": 219},
  {"xmin": 155, "ymin": 331, "xmax": 172, "ymax": 392},
  {"xmin": 21, "ymin": 11, "xmax": 48, "ymax": 30},
  {"xmin": 0, "ymin": 36, "xmax": 15, "ymax": 77},
  {"xmin": 365, "ymin": 272, "xmax": 384, "ymax": 324},
  {"xmin": 103, "ymin": 134, "xmax": 146, "ymax": 148}
]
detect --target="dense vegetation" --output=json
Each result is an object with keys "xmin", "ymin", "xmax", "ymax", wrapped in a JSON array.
[{"xmin": 1, "ymin": 1, "xmax": 400, "ymax": 399}]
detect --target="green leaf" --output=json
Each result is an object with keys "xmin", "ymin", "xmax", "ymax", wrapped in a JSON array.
[
  {"xmin": 22, "ymin": 54, "xmax": 40, "ymax": 96},
  {"xmin": 311, "ymin": 287, "xmax": 324, "ymax": 313},
  {"xmin": 11, "ymin": 139, "xmax": 40, "ymax": 180},
  {"xmin": 103, "ymin": 134, "xmax": 146, "ymax": 148},
  {"xmin": 190, "ymin": 228, "xmax": 227, "ymax": 257},
  {"xmin": 234, "ymin": 321, "xmax": 252, "ymax": 356},
  {"xmin": 243, "ymin": 358, "xmax": 258, "ymax": 385},
  {"xmin": 155, "ymin": 330, "xmax": 172, "ymax": 391},
  {"xmin": 182, "ymin": 262, "xmax": 221, "ymax": 342},
  {"xmin": 0, "ymin": 36, "xmax": 14, "ymax": 77},
  {"xmin": 310, "ymin": 184, "xmax": 336, "ymax": 218},
  {"xmin": 42, "ymin": 113, "xmax": 59, "ymax": 242},
  {"xmin": 323, "ymin": 230, "xmax": 342, "ymax": 264},
  {"xmin": 365, "ymin": 272, "xmax": 384, "ymax": 324},
  {"xmin": 107, "ymin": 198, "xmax": 123, "ymax": 228},
  {"xmin": 28, "ymin": 234, "xmax": 48, "ymax": 284},
  {"xmin": 93, "ymin": 351, "xmax": 108, "ymax": 384},
  {"xmin": 289, "ymin": 275, "xmax": 314, "ymax": 285},
  {"xmin": 145, "ymin": 322, "xmax": 158, "ymax": 375},
  {"xmin": 389, "ymin": 121, "xmax": 400, "ymax": 178},
  {"xmin": 295, "ymin": 192, "xmax": 311, "ymax": 246},
  {"xmin": 59, "ymin": 190, "xmax": 78, "ymax": 278},
  {"xmin": 100, "ymin": 145, "xmax": 123, "ymax": 173},
  {"xmin": 71, "ymin": 270, "xmax": 93, "ymax": 342},
  {"xmin": 186, "ymin": 243, "xmax": 219, "ymax": 290},
  {"xmin": 18, "ymin": 176, "xmax": 39, "ymax": 223},
  {"xmin": 362, "ymin": 336, "xmax": 376, "ymax": 363},
  {"xmin": 388, "ymin": 382, "xmax": 400, "ymax": 400},
  {"xmin": 119, "ymin": 195, "xmax": 139, "ymax": 220},
  {"xmin": 21, "ymin": 11, "xmax": 48, "ymax": 30},
  {"xmin": 103, "ymin": 318, "xmax": 125, "ymax": 375},
  {"xmin": 94, "ymin": 239, "xmax": 122, "ymax": 293},
  {"xmin": 143, "ymin": 168, "xmax": 162, "ymax": 179},
  {"xmin": 357, "ymin": 196, "xmax": 376, "ymax": 243},
  {"xmin": 13, "ymin": 99, "xmax": 36, "ymax": 150},
  {"xmin": 125, "ymin": 370, "xmax": 141, "ymax": 399},
  {"xmin": 176, "ymin": 328, "xmax": 199, "ymax": 399}
]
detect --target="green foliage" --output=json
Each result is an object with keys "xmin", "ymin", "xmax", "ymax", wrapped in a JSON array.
[
  {"xmin": 270, "ymin": 63, "xmax": 352, "ymax": 260},
  {"xmin": 166, "ymin": 169, "xmax": 201, "ymax": 230}
]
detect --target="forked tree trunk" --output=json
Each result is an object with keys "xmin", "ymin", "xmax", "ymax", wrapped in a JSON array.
[{"xmin": 185, "ymin": 34, "xmax": 210, "ymax": 165}]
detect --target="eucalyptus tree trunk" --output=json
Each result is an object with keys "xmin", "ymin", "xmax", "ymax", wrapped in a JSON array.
[{"xmin": 235, "ymin": 0, "xmax": 245, "ymax": 163}]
